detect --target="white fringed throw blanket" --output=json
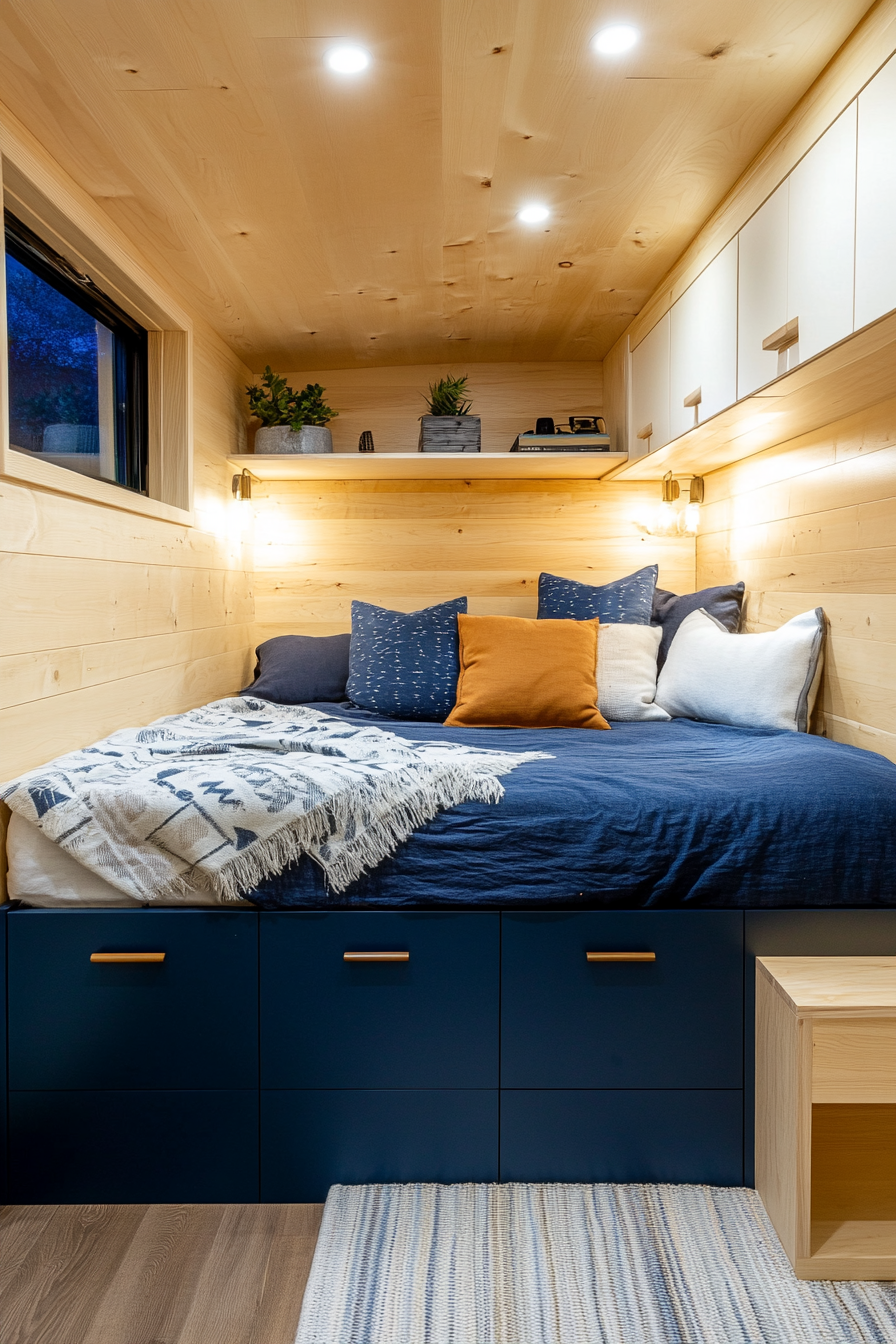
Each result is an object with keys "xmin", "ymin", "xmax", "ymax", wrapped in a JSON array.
[{"xmin": 1, "ymin": 697, "xmax": 549, "ymax": 902}]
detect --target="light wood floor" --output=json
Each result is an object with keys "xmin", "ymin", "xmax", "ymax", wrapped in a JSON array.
[{"xmin": 0, "ymin": 1203, "xmax": 324, "ymax": 1344}]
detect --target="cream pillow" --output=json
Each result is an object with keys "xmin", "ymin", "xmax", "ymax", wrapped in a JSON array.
[
  {"xmin": 654, "ymin": 607, "xmax": 826, "ymax": 732},
  {"xmin": 596, "ymin": 624, "xmax": 670, "ymax": 722}
]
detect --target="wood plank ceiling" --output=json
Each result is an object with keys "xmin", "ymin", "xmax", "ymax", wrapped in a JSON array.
[{"xmin": 0, "ymin": 0, "xmax": 874, "ymax": 370}]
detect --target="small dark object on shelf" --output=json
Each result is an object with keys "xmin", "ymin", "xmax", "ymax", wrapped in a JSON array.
[
  {"xmin": 358, "ymin": 430, "xmax": 375, "ymax": 453},
  {"xmin": 535, "ymin": 417, "xmax": 555, "ymax": 435}
]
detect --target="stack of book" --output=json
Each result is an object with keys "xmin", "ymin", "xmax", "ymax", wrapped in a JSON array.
[{"xmin": 511, "ymin": 432, "xmax": 612, "ymax": 452}]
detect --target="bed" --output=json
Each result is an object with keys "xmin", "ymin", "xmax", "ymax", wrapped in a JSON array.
[
  {"xmin": 8, "ymin": 704, "xmax": 896, "ymax": 911},
  {"xmin": 248, "ymin": 705, "xmax": 896, "ymax": 910},
  {"xmin": 4, "ymin": 703, "xmax": 896, "ymax": 1205}
]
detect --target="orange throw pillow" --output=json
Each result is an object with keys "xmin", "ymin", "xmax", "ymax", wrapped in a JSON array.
[{"xmin": 444, "ymin": 614, "xmax": 610, "ymax": 730}]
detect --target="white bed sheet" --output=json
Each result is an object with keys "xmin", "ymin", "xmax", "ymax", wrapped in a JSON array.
[{"xmin": 6, "ymin": 813, "xmax": 235, "ymax": 908}]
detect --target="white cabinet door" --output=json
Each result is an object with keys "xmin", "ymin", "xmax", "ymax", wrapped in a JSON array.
[
  {"xmin": 737, "ymin": 181, "xmax": 789, "ymax": 398},
  {"xmin": 669, "ymin": 238, "xmax": 737, "ymax": 440},
  {"xmin": 787, "ymin": 103, "xmax": 856, "ymax": 364},
  {"xmin": 855, "ymin": 54, "xmax": 896, "ymax": 329},
  {"xmin": 630, "ymin": 311, "xmax": 670, "ymax": 458}
]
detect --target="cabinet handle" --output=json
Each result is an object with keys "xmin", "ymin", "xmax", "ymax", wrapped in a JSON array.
[
  {"xmin": 586, "ymin": 951, "xmax": 656, "ymax": 963},
  {"xmin": 682, "ymin": 386, "xmax": 702, "ymax": 409},
  {"xmin": 762, "ymin": 317, "xmax": 799, "ymax": 352},
  {"xmin": 90, "ymin": 951, "xmax": 166, "ymax": 963},
  {"xmin": 636, "ymin": 423, "xmax": 653, "ymax": 440},
  {"xmin": 343, "ymin": 951, "xmax": 409, "ymax": 963}
]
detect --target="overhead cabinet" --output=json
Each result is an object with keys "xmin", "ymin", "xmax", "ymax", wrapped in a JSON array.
[
  {"xmin": 855, "ymin": 54, "xmax": 896, "ymax": 331},
  {"xmin": 629, "ymin": 310, "xmax": 670, "ymax": 459},
  {"xmin": 669, "ymin": 239, "xmax": 738, "ymax": 440},
  {"xmin": 786, "ymin": 103, "xmax": 856, "ymax": 367},
  {"xmin": 736, "ymin": 181, "xmax": 791, "ymax": 398},
  {"xmin": 627, "ymin": 55, "xmax": 896, "ymax": 462},
  {"xmin": 737, "ymin": 106, "xmax": 857, "ymax": 399}
]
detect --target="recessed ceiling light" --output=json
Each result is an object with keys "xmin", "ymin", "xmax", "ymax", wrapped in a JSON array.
[
  {"xmin": 518, "ymin": 204, "xmax": 550, "ymax": 224},
  {"xmin": 325, "ymin": 45, "xmax": 371, "ymax": 74},
  {"xmin": 592, "ymin": 25, "xmax": 639, "ymax": 55}
]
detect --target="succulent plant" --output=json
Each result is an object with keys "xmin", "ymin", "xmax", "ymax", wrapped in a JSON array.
[{"xmin": 423, "ymin": 374, "xmax": 473, "ymax": 416}]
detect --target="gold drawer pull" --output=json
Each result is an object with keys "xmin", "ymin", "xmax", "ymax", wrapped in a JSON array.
[
  {"xmin": 343, "ymin": 951, "xmax": 409, "ymax": 963},
  {"xmin": 586, "ymin": 951, "xmax": 656, "ymax": 963},
  {"xmin": 90, "ymin": 952, "xmax": 166, "ymax": 963}
]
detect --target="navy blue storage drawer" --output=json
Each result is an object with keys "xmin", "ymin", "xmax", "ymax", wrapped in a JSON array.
[
  {"xmin": 9, "ymin": 1089, "xmax": 259, "ymax": 1202},
  {"xmin": 8, "ymin": 910, "xmax": 258, "ymax": 1090},
  {"xmin": 261, "ymin": 1089, "xmax": 499, "ymax": 1202},
  {"xmin": 502, "ymin": 911, "xmax": 743, "ymax": 1089},
  {"xmin": 261, "ymin": 912, "xmax": 499, "ymax": 1088},
  {"xmin": 500, "ymin": 1090, "xmax": 743, "ymax": 1185}
]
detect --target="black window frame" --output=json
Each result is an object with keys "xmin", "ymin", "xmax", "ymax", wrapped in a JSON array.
[{"xmin": 4, "ymin": 209, "xmax": 149, "ymax": 494}]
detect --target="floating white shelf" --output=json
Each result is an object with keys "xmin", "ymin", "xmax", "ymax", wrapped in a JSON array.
[
  {"xmin": 228, "ymin": 451, "xmax": 629, "ymax": 482},
  {"xmin": 610, "ymin": 309, "xmax": 896, "ymax": 481}
]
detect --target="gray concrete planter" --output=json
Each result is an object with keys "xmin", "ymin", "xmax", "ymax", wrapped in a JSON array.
[
  {"xmin": 418, "ymin": 415, "xmax": 481, "ymax": 452},
  {"xmin": 255, "ymin": 425, "xmax": 333, "ymax": 454}
]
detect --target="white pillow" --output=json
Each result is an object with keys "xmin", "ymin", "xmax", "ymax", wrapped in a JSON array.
[
  {"xmin": 654, "ymin": 607, "xmax": 825, "ymax": 732},
  {"xmin": 597, "ymin": 623, "xmax": 670, "ymax": 722}
]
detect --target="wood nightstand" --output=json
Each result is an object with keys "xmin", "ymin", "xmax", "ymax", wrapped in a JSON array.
[{"xmin": 756, "ymin": 956, "xmax": 896, "ymax": 1280}]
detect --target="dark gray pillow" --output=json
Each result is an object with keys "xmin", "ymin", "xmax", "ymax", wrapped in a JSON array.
[
  {"xmin": 652, "ymin": 582, "xmax": 745, "ymax": 667},
  {"xmin": 242, "ymin": 633, "xmax": 351, "ymax": 704},
  {"xmin": 537, "ymin": 565, "xmax": 658, "ymax": 624}
]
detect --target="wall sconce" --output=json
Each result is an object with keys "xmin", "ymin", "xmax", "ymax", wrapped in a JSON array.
[
  {"xmin": 635, "ymin": 473, "xmax": 703, "ymax": 536},
  {"xmin": 231, "ymin": 469, "xmax": 253, "ymax": 502},
  {"xmin": 684, "ymin": 475, "xmax": 704, "ymax": 534}
]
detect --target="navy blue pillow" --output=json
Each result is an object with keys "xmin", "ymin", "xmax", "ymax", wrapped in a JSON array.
[
  {"xmin": 652, "ymin": 582, "xmax": 745, "ymax": 667},
  {"xmin": 242, "ymin": 633, "xmax": 351, "ymax": 704},
  {"xmin": 347, "ymin": 597, "xmax": 467, "ymax": 721},
  {"xmin": 537, "ymin": 565, "xmax": 658, "ymax": 625}
]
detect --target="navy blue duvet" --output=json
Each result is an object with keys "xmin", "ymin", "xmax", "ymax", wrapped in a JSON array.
[{"xmin": 248, "ymin": 706, "xmax": 896, "ymax": 910}]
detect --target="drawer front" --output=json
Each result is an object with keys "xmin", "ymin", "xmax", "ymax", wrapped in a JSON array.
[
  {"xmin": 502, "ymin": 912, "xmax": 743, "ymax": 1088},
  {"xmin": 261, "ymin": 912, "xmax": 499, "ymax": 1088},
  {"xmin": 261, "ymin": 1089, "xmax": 498, "ymax": 1202},
  {"xmin": 9, "ymin": 1089, "xmax": 258, "ymax": 1202},
  {"xmin": 8, "ymin": 910, "xmax": 258, "ymax": 1090},
  {"xmin": 501, "ymin": 1090, "xmax": 743, "ymax": 1185}
]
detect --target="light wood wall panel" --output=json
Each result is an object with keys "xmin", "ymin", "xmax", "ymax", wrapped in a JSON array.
[
  {"xmin": 0, "ymin": 318, "xmax": 256, "ymax": 781},
  {"xmin": 252, "ymin": 479, "xmax": 695, "ymax": 643},
  {"xmin": 267, "ymin": 362, "xmax": 601, "ymax": 455},
  {"xmin": 0, "ymin": 111, "xmax": 256, "ymax": 784},
  {"xmin": 696, "ymin": 399, "xmax": 896, "ymax": 762}
]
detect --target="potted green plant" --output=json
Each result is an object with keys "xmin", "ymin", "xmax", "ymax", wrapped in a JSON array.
[
  {"xmin": 247, "ymin": 367, "xmax": 338, "ymax": 454},
  {"xmin": 418, "ymin": 374, "xmax": 480, "ymax": 452}
]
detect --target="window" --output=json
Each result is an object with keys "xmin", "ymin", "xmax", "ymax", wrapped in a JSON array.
[{"xmin": 4, "ymin": 210, "xmax": 148, "ymax": 493}]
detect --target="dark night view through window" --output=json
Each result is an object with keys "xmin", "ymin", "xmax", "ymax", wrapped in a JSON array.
[{"xmin": 4, "ymin": 211, "xmax": 148, "ymax": 492}]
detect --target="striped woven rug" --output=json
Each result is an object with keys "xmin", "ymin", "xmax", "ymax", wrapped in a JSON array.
[{"xmin": 296, "ymin": 1183, "xmax": 896, "ymax": 1344}]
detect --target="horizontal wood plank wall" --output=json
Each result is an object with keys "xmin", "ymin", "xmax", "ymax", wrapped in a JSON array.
[
  {"xmin": 268, "ymin": 363, "xmax": 601, "ymax": 455},
  {"xmin": 0, "ymin": 321, "xmax": 255, "ymax": 782},
  {"xmin": 696, "ymin": 398, "xmax": 896, "ymax": 763},
  {"xmin": 252, "ymin": 478, "xmax": 695, "ymax": 642}
]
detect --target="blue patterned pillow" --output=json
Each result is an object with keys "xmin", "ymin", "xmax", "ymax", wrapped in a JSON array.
[
  {"xmin": 347, "ymin": 597, "xmax": 467, "ymax": 720},
  {"xmin": 537, "ymin": 566, "xmax": 658, "ymax": 624}
]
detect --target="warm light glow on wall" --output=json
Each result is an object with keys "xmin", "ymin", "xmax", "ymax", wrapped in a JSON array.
[{"xmin": 634, "ymin": 475, "xmax": 703, "ymax": 536}]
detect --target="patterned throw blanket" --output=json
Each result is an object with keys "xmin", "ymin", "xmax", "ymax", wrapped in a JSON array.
[{"xmin": 1, "ymin": 698, "xmax": 549, "ymax": 903}]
